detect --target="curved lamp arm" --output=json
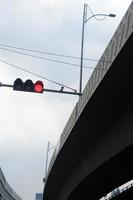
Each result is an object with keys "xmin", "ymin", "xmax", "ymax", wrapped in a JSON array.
[{"xmin": 85, "ymin": 13, "xmax": 116, "ymax": 23}]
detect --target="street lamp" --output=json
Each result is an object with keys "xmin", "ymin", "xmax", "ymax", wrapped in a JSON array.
[{"xmin": 79, "ymin": 3, "xmax": 116, "ymax": 94}]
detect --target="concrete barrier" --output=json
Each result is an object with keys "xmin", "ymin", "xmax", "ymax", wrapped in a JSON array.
[{"xmin": 0, "ymin": 168, "xmax": 22, "ymax": 200}]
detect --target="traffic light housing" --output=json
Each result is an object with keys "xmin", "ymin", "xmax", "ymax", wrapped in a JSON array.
[{"xmin": 13, "ymin": 78, "xmax": 44, "ymax": 93}]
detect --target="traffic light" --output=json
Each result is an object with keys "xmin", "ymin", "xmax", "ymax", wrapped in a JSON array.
[{"xmin": 13, "ymin": 78, "xmax": 44, "ymax": 93}]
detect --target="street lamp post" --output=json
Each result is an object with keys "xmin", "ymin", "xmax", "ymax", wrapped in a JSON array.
[
  {"xmin": 44, "ymin": 141, "xmax": 50, "ymax": 180},
  {"xmin": 79, "ymin": 3, "xmax": 116, "ymax": 94}
]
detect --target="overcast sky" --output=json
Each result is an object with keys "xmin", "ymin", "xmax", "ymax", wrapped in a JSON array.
[{"xmin": 0, "ymin": 1, "xmax": 132, "ymax": 200}]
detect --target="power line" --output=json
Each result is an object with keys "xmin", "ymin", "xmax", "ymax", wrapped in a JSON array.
[
  {"xmin": 0, "ymin": 47, "xmax": 107, "ymax": 71},
  {"xmin": 0, "ymin": 43, "xmax": 96, "ymax": 61},
  {"xmin": 0, "ymin": 59, "xmax": 77, "ymax": 92},
  {"xmin": 0, "ymin": 43, "xmax": 111, "ymax": 64},
  {"xmin": 0, "ymin": 46, "xmax": 82, "ymax": 68}
]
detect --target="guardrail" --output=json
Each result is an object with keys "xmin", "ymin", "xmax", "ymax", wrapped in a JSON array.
[
  {"xmin": 101, "ymin": 182, "xmax": 133, "ymax": 199},
  {"xmin": 0, "ymin": 168, "xmax": 22, "ymax": 200}
]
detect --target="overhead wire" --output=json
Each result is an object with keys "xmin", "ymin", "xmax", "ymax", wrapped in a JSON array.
[
  {"xmin": 0, "ymin": 43, "xmax": 96, "ymax": 61},
  {"xmin": 0, "ymin": 47, "xmax": 108, "ymax": 71},
  {"xmin": 0, "ymin": 43, "xmax": 111, "ymax": 64},
  {"xmin": 0, "ymin": 59, "xmax": 77, "ymax": 92},
  {"xmin": 0, "ymin": 46, "xmax": 84, "ymax": 68}
]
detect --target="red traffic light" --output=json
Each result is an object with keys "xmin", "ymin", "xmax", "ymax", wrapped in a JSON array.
[{"xmin": 34, "ymin": 81, "xmax": 44, "ymax": 93}]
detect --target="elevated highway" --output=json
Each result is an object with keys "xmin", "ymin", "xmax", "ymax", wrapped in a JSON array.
[
  {"xmin": 0, "ymin": 168, "xmax": 22, "ymax": 200},
  {"xmin": 43, "ymin": 1, "xmax": 133, "ymax": 200}
]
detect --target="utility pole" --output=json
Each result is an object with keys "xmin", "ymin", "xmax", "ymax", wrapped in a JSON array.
[{"xmin": 45, "ymin": 141, "xmax": 50, "ymax": 179}]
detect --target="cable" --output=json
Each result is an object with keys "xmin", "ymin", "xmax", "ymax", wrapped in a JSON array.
[
  {"xmin": 0, "ymin": 43, "xmax": 111, "ymax": 63},
  {"xmin": 0, "ymin": 47, "xmax": 108, "ymax": 71},
  {"xmin": 0, "ymin": 59, "xmax": 77, "ymax": 92},
  {"xmin": 0, "ymin": 43, "xmax": 95, "ymax": 61},
  {"xmin": 0, "ymin": 46, "xmax": 81, "ymax": 68},
  {"xmin": 0, "ymin": 43, "xmax": 93, "ymax": 61}
]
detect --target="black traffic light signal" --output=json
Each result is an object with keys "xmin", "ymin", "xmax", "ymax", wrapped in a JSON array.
[{"xmin": 13, "ymin": 78, "xmax": 44, "ymax": 93}]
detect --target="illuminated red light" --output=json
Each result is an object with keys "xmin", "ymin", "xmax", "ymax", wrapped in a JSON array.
[{"xmin": 34, "ymin": 81, "xmax": 44, "ymax": 93}]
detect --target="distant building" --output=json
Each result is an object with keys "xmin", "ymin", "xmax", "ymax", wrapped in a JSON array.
[{"xmin": 35, "ymin": 193, "xmax": 43, "ymax": 200}]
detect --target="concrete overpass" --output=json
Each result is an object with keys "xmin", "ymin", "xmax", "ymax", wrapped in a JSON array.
[
  {"xmin": 43, "ymin": 1, "xmax": 133, "ymax": 200},
  {"xmin": 0, "ymin": 168, "xmax": 22, "ymax": 200}
]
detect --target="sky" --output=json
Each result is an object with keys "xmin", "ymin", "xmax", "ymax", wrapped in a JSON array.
[{"xmin": 0, "ymin": 1, "xmax": 132, "ymax": 200}]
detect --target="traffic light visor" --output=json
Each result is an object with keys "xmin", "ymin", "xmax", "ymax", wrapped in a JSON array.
[
  {"xmin": 13, "ymin": 78, "xmax": 23, "ymax": 90},
  {"xmin": 24, "ymin": 79, "xmax": 34, "ymax": 92}
]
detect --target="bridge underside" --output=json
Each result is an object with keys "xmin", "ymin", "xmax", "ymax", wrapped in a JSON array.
[
  {"xmin": 68, "ymin": 144, "xmax": 133, "ymax": 199},
  {"xmin": 44, "ymin": 31, "xmax": 133, "ymax": 200}
]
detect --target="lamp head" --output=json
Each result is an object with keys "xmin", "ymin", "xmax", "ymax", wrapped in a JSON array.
[{"xmin": 109, "ymin": 14, "xmax": 116, "ymax": 17}]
